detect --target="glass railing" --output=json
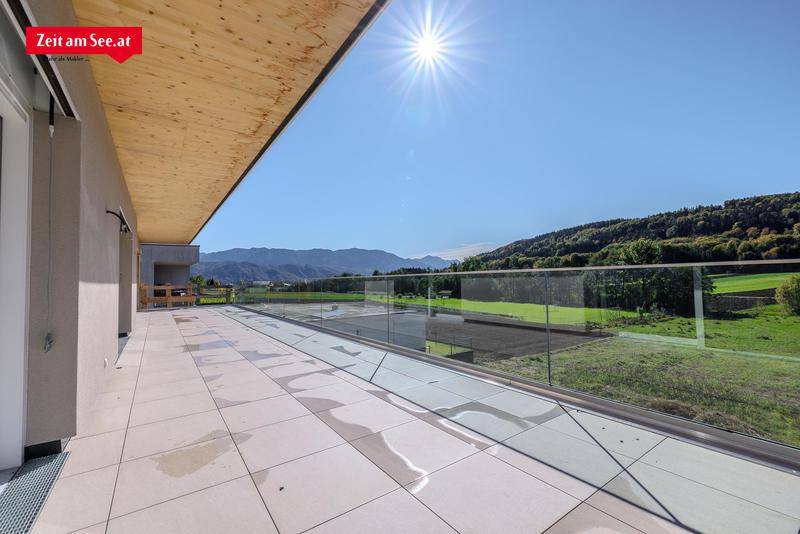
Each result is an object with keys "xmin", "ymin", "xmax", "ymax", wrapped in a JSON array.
[{"xmin": 233, "ymin": 259, "xmax": 800, "ymax": 449}]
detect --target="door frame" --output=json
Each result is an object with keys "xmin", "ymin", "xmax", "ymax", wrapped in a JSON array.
[{"xmin": 0, "ymin": 75, "xmax": 32, "ymax": 470}]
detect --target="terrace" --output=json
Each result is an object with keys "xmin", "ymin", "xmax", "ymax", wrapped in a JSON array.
[
  {"xmin": 29, "ymin": 303, "xmax": 800, "ymax": 533},
  {"xmin": 1, "ymin": 2, "xmax": 798, "ymax": 533}
]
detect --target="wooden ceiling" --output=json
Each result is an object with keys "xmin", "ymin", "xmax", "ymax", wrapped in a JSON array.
[{"xmin": 72, "ymin": 0, "xmax": 385, "ymax": 243}]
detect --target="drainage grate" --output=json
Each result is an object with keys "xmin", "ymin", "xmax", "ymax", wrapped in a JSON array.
[{"xmin": 0, "ymin": 452, "xmax": 69, "ymax": 534}]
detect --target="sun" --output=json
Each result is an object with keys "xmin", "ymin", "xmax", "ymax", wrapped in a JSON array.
[{"xmin": 415, "ymin": 34, "xmax": 442, "ymax": 62}]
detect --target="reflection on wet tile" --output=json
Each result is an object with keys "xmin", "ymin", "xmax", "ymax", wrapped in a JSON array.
[
  {"xmin": 292, "ymin": 381, "xmax": 373, "ymax": 412},
  {"xmin": 112, "ymin": 436, "xmax": 247, "ymax": 518},
  {"xmin": 123, "ymin": 411, "xmax": 229, "ymax": 461},
  {"xmin": 480, "ymin": 390, "xmax": 564, "ymax": 424},
  {"xmin": 272, "ymin": 371, "xmax": 344, "ymax": 393},
  {"xmin": 420, "ymin": 413, "xmax": 496, "ymax": 450},
  {"xmin": 398, "ymin": 384, "xmax": 471, "ymax": 412},
  {"xmin": 439, "ymin": 401, "xmax": 538, "ymax": 441},
  {"xmin": 352, "ymin": 419, "xmax": 478, "ymax": 485},
  {"xmin": 318, "ymin": 398, "xmax": 416, "ymax": 441}
]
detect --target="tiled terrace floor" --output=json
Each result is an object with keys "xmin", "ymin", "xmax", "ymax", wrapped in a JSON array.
[{"xmin": 30, "ymin": 307, "xmax": 800, "ymax": 534}]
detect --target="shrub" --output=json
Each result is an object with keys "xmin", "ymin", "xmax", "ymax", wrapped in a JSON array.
[{"xmin": 775, "ymin": 275, "xmax": 800, "ymax": 315}]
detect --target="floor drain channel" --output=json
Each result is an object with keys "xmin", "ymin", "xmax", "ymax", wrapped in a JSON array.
[{"xmin": 0, "ymin": 452, "xmax": 69, "ymax": 534}]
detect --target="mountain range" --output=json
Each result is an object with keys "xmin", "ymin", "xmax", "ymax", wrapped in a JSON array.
[{"xmin": 192, "ymin": 248, "xmax": 451, "ymax": 283}]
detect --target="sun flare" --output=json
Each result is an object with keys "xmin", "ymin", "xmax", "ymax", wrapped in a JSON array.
[{"xmin": 415, "ymin": 34, "xmax": 442, "ymax": 61}]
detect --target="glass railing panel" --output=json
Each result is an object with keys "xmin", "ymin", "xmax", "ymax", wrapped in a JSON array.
[{"xmin": 316, "ymin": 276, "xmax": 391, "ymax": 345}]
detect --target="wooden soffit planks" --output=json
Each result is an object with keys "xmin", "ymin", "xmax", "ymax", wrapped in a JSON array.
[{"xmin": 72, "ymin": 0, "xmax": 384, "ymax": 243}]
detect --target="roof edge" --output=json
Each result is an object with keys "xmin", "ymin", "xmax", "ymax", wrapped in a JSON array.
[{"xmin": 188, "ymin": 0, "xmax": 391, "ymax": 244}]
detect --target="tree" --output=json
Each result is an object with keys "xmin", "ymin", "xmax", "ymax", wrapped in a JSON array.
[
  {"xmin": 189, "ymin": 274, "xmax": 204, "ymax": 287},
  {"xmin": 776, "ymin": 275, "xmax": 800, "ymax": 315},
  {"xmin": 620, "ymin": 239, "xmax": 662, "ymax": 265}
]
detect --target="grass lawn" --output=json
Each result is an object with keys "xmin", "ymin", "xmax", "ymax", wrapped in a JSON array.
[
  {"xmin": 238, "ymin": 290, "xmax": 364, "ymax": 301},
  {"xmin": 617, "ymin": 304, "xmax": 800, "ymax": 357},
  {"xmin": 485, "ymin": 336, "xmax": 800, "ymax": 447},
  {"xmin": 710, "ymin": 272, "xmax": 795, "ymax": 294},
  {"xmin": 425, "ymin": 339, "xmax": 472, "ymax": 357},
  {"xmin": 391, "ymin": 296, "xmax": 638, "ymax": 326}
]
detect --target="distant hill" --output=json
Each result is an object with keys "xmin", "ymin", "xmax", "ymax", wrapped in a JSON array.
[
  {"xmin": 194, "ymin": 247, "xmax": 451, "ymax": 282},
  {"xmin": 190, "ymin": 262, "xmax": 339, "ymax": 284},
  {"xmin": 472, "ymin": 192, "xmax": 800, "ymax": 269}
]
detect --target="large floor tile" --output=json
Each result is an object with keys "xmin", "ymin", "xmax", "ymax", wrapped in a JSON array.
[
  {"xmin": 31, "ymin": 465, "xmax": 117, "ymax": 534},
  {"xmin": 434, "ymin": 375, "xmax": 505, "ymax": 400},
  {"xmin": 593, "ymin": 461, "xmax": 800, "ymax": 534},
  {"xmin": 479, "ymin": 390, "xmax": 564, "ymax": 423},
  {"xmin": 485, "ymin": 444, "xmax": 597, "ymax": 500},
  {"xmin": 62, "ymin": 430, "xmax": 125, "ymax": 478},
  {"xmin": 220, "ymin": 394, "xmax": 310, "ymax": 433},
  {"xmin": 543, "ymin": 410, "xmax": 665, "ymax": 460},
  {"xmin": 77, "ymin": 406, "xmax": 130, "ymax": 437},
  {"xmin": 306, "ymin": 488, "xmax": 456, "ymax": 534},
  {"xmin": 504, "ymin": 425, "xmax": 634, "ymax": 488},
  {"xmin": 129, "ymin": 391, "xmax": 216, "ymax": 426},
  {"xmin": 408, "ymin": 452, "xmax": 579, "ymax": 534},
  {"xmin": 253, "ymin": 444, "xmax": 398, "ymax": 534},
  {"xmin": 545, "ymin": 503, "xmax": 641, "ymax": 533},
  {"xmin": 123, "ymin": 410, "xmax": 230, "ymax": 461},
  {"xmin": 439, "ymin": 400, "xmax": 538, "ymax": 441},
  {"xmin": 317, "ymin": 397, "xmax": 417, "ymax": 441},
  {"xmin": 420, "ymin": 413, "xmax": 497, "ymax": 450},
  {"xmin": 292, "ymin": 380, "xmax": 374, "ymax": 412},
  {"xmin": 262, "ymin": 361, "xmax": 333, "ymax": 379},
  {"xmin": 398, "ymin": 384, "xmax": 471, "ymax": 412},
  {"xmin": 233, "ymin": 414, "xmax": 344, "ymax": 472},
  {"xmin": 133, "ymin": 377, "xmax": 209, "ymax": 404},
  {"xmin": 202, "ymin": 367, "xmax": 268, "ymax": 389},
  {"xmin": 352, "ymin": 419, "xmax": 479, "ymax": 485},
  {"xmin": 273, "ymin": 370, "xmax": 344, "ymax": 393},
  {"xmin": 107, "ymin": 476, "xmax": 276, "ymax": 534},
  {"xmin": 639, "ymin": 438, "xmax": 800, "ymax": 519},
  {"xmin": 210, "ymin": 375, "xmax": 286, "ymax": 408},
  {"xmin": 111, "ymin": 436, "xmax": 247, "ymax": 517}
]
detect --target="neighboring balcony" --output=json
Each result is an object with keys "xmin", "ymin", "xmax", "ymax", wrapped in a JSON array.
[{"xmin": 28, "ymin": 260, "xmax": 800, "ymax": 533}]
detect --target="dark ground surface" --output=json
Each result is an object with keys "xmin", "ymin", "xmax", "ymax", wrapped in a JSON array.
[{"xmin": 319, "ymin": 309, "xmax": 594, "ymax": 362}]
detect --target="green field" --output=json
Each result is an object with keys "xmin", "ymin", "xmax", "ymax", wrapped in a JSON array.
[
  {"xmin": 425, "ymin": 339, "xmax": 472, "ymax": 357},
  {"xmin": 486, "ymin": 335, "xmax": 800, "ymax": 446},
  {"xmin": 390, "ymin": 296, "xmax": 639, "ymax": 326},
  {"xmin": 710, "ymin": 272, "xmax": 794, "ymax": 294},
  {"xmin": 617, "ymin": 304, "xmax": 800, "ymax": 356}
]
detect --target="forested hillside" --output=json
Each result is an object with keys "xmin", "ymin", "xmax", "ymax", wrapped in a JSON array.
[{"xmin": 471, "ymin": 192, "xmax": 800, "ymax": 269}]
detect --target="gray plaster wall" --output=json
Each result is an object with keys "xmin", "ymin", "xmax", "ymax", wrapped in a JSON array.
[{"xmin": 28, "ymin": 0, "xmax": 139, "ymax": 442}]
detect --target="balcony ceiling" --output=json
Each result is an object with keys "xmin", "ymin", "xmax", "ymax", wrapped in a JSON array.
[{"xmin": 72, "ymin": 0, "xmax": 385, "ymax": 244}]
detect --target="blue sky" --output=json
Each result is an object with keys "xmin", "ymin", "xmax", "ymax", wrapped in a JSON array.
[{"xmin": 194, "ymin": 0, "xmax": 800, "ymax": 259}]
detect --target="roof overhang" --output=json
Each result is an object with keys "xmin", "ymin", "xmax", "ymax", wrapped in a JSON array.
[{"xmin": 72, "ymin": 0, "xmax": 387, "ymax": 244}]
